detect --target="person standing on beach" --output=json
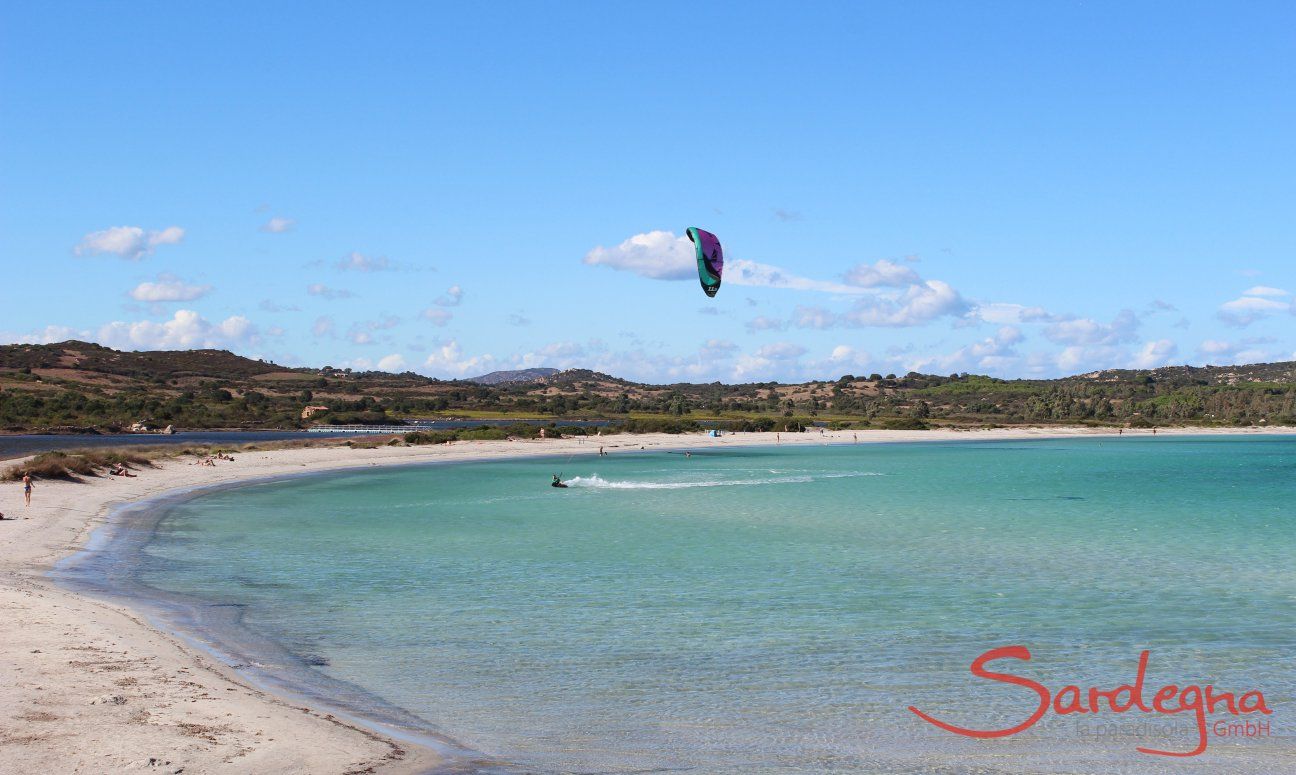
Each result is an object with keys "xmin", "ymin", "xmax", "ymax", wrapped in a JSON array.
[{"xmin": 22, "ymin": 472, "xmax": 33, "ymax": 506}]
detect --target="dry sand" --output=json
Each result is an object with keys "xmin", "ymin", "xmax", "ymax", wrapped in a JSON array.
[{"xmin": 1, "ymin": 425, "xmax": 1291, "ymax": 773}]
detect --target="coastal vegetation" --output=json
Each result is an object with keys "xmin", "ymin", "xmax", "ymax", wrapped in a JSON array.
[{"xmin": 3, "ymin": 341, "xmax": 1296, "ymax": 435}]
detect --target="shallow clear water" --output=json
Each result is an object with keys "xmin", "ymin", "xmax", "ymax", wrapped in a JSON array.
[{"xmin": 138, "ymin": 438, "xmax": 1296, "ymax": 773}]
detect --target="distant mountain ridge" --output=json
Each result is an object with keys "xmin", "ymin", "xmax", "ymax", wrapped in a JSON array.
[{"xmin": 469, "ymin": 367, "xmax": 560, "ymax": 385}]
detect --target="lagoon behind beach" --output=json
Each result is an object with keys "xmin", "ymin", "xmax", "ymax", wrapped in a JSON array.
[{"xmin": 71, "ymin": 436, "xmax": 1296, "ymax": 773}]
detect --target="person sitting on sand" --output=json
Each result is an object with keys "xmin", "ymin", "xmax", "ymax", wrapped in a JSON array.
[{"xmin": 112, "ymin": 465, "xmax": 136, "ymax": 477}]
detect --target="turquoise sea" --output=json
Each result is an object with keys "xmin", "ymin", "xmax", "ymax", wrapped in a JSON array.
[{"xmin": 66, "ymin": 437, "xmax": 1296, "ymax": 773}]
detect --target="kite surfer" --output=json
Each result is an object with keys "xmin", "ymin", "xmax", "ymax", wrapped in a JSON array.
[{"xmin": 551, "ymin": 474, "xmax": 567, "ymax": 488}]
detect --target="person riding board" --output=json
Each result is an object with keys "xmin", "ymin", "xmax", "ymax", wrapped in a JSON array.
[{"xmin": 551, "ymin": 474, "xmax": 566, "ymax": 488}]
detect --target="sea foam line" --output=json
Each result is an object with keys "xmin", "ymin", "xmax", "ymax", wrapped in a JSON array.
[{"xmin": 563, "ymin": 471, "xmax": 883, "ymax": 490}]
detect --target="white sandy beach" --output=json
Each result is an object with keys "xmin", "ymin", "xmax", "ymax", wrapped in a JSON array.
[{"xmin": 1, "ymin": 425, "xmax": 1292, "ymax": 773}]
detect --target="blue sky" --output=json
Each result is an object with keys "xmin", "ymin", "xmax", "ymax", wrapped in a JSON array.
[{"xmin": 2, "ymin": 2, "xmax": 1294, "ymax": 382}]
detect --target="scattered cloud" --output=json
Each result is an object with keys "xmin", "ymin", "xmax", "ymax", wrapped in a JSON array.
[
  {"xmin": 901, "ymin": 327, "xmax": 1024, "ymax": 375},
  {"xmin": 756, "ymin": 342, "xmax": 807, "ymax": 360},
  {"xmin": 334, "ymin": 252, "xmax": 394, "ymax": 272},
  {"xmin": 1130, "ymin": 339, "xmax": 1179, "ymax": 369},
  {"xmin": 4, "ymin": 325, "xmax": 81, "ymax": 345},
  {"xmin": 507, "ymin": 314, "xmax": 531, "ymax": 327},
  {"xmin": 93, "ymin": 309, "xmax": 258, "ymax": 350},
  {"xmin": 311, "ymin": 315, "xmax": 335, "ymax": 337},
  {"xmin": 842, "ymin": 259, "xmax": 921, "ymax": 288},
  {"xmin": 514, "ymin": 341, "xmax": 588, "ymax": 369},
  {"xmin": 128, "ymin": 274, "xmax": 211, "ymax": 303},
  {"xmin": 746, "ymin": 315, "xmax": 787, "ymax": 333},
  {"xmin": 307, "ymin": 283, "xmax": 355, "ymax": 300},
  {"xmin": 794, "ymin": 280, "xmax": 968, "ymax": 328},
  {"xmin": 421, "ymin": 308, "xmax": 453, "ymax": 327},
  {"xmin": 1217, "ymin": 288, "xmax": 1292, "ymax": 326},
  {"xmin": 725, "ymin": 259, "xmax": 861, "ymax": 294},
  {"xmin": 732, "ymin": 342, "xmax": 809, "ymax": 380},
  {"xmin": 1242, "ymin": 285, "xmax": 1289, "ymax": 298},
  {"xmin": 1198, "ymin": 337, "xmax": 1275, "ymax": 365},
  {"xmin": 422, "ymin": 339, "xmax": 497, "ymax": 378},
  {"xmin": 258, "ymin": 299, "xmax": 300, "ymax": 313},
  {"xmin": 348, "ymin": 315, "xmax": 401, "ymax": 345},
  {"xmin": 1043, "ymin": 309, "xmax": 1140, "ymax": 346},
  {"xmin": 434, "ymin": 285, "xmax": 463, "ymax": 307},
  {"xmin": 969, "ymin": 303, "xmax": 1054, "ymax": 325},
  {"xmin": 583, "ymin": 230, "xmax": 695, "ymax": 280},
  {"xmin": 377, "ymin": 353, "xmax": 407, "ymax": 372},
  {"xmin": 773, "ymin": 208, "xmax": 803, "ymax": 222},
  {"xmin": 75, "ymin": 225, "xmax": 184, "ymax": 260},
  {"xmin": 260, "ymin": 216, "xmax": 296, "ymax": 233},
  {"xmin": 699, "ymin": 339, "xmax": 739, "ymax": 360}
]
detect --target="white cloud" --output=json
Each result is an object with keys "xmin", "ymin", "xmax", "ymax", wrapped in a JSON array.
[
  {"xmin": 1242, "ymin": 286, "xmax": 1289, "ymax": 298},
  {"xmin": 128, "ymin": 274, "xmax": 211, "ymax": 302},
  {"xmin": 1218, "ymin": 288, "xmax": 1292, "ymax": 326},
  {"xmin": 423, "ymin": 339, "xmax": 497, "ymax": 378},
  {"xmin": 1198, "ymin": 338, "xmax": 1274, "ymax": 365},
  {"xmin": 699, "ymin": 339, "xmax": 739, "ymax": 360},
  {"xmin": 348, "ymin": 315, "xmax": 401, "ymax": 345},
  {"xmin": 334, "ymin": 252, "xmax": 393, "ymax": 272},
  {"xmin": 756, "ymin": 342, "xmax": 807, "ymax": 360},
  {"xmin": 307, "ymin": 283, "xmax": 355, "ymax": 300},
  {"xmin": 969, "ymin": 303, "xmax": 1054, "ymax": 325},
  {"xmin": 377, "ymin": 353, "xmax": 407, "ymax": 372},
  {"xmin": 1130, "ymin": 339, "xmax": 1178, "ymax": 369},
  {"xmin": 732, "ymin": 344, "xmax": 809, "ymax": 381},
  {"xmin": 311, "ymin": 315, "xmax": 335, "ymax": 337},
  {"xmin": 807, "ymin": 344, "xmax": 874, "ymax": 376},
  {"xmin": 3, "ymin": 325, "xmax": 81, "ymax": 344},
  {"xmin": 1043, "ymin": 309, "xmax": 1139, "ymax": 346},
  {"xmin": 434, "ymin": 285, "xmax": 463, "ymax": 307},
  {"xmin": 507, "ymin": 313, "xmax": 530, "ymax": 327},
  {"xmin": 260, "ymin": 216, "xmax": 296, "ymax": 233},
  {"xmin": 515, "ymin": 341, "xmax": 588, "ymax": 369},
  {"xmin": 421, "ymin": 308, "xmax": 454, "ymax": 327},
  {"xmin": 259, "ymin": 299, "xmax": 300, "ymax": 313},
  {"xmin": 583, "ymin": 230, "xmax": 696, "ymax": 280},
  {"xmin": 75, "ymin": 225, "xmax": 184, "ymax": 260},
  {"xmin": 900, "ymin": 327, "xmax": 1024, "ymax": 375},
  {"xmin": 745, "ymin": 315, "xmax": 787, "ymax": 332},
  {"xmin": 794, "ymin": 280, "xmax": 967, "ymax": 328},
  {"xmin": 726, "ymin": 259, "xmax": 861, "ymax": 294},
  {"xmin": 91, "ymin": 309, "xmax": 259, "ymax": 350},
  {"xmin": 842, "ymin": 259, "xmax": 921, "ymax": 288}
]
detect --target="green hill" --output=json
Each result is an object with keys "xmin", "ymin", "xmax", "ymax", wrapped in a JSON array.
[{"xmin": 1, "ymin": 341, "xmax": 1293, "ymax": 433}]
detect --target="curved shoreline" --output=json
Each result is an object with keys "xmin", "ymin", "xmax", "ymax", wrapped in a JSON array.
[
  {"xmin": 54, "ymin": 469, "xmax": 501, "ymax": 773},
  {"xmin": 3, "ymin": 425, "xmax": 1294, "ymax": 772}
]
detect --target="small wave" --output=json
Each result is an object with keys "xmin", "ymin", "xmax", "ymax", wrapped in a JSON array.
[{"xmin": 563, "ymin": 471, "xmax": 884, "ymax": 490}]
